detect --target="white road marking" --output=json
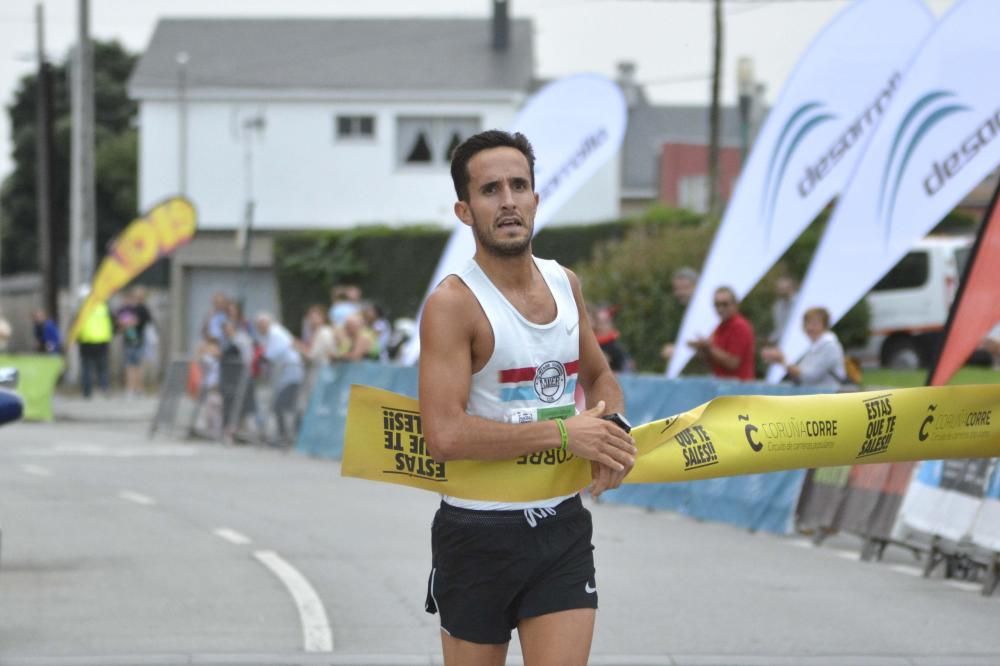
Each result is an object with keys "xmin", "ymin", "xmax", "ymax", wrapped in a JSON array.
[
  {"xmin": 214, "ymin": 528, "xmax": 252, "ymax": 545},
  {"xmin": 945, "ymin": 580, "xmax": 981, "ymax": 593},
  {"xmin": 118, "ymin": 490, "xmax": 156, "ymax": 506},
  {"xmin": 889, "ymin": 564, "xmax": 923, "ymax": 577},
  {"xmin": 788, "ymin": 539, "xmax": 814, "ymax": 549},
  {"xmin": 21, "ymin": 464, "xmax": 52, "ymax": 477},
  {"xmin": 254, "ymin": 550, "xmax": 333, "ymax": 652},
  {"xmin": 833, "ymin": 550, "xmax": 859, "ymax": 562}
]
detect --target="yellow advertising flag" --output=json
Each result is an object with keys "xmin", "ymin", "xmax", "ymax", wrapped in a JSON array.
[
  {"xmin": 68, "ymin": 197, "xmax": 196, "ymax": 345},
  {"xmin": 342, "ymin": 384, "xmax": 1000, "ymax": 501}
]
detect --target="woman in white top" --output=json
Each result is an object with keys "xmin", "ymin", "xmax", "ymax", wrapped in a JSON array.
[
  {"xmin": 762, "ymin": 307, "xmax": 846, "ymax": 390},
  {"xmin": 296, "ymin": 305, "xmax": 338, "ymax": 416}
]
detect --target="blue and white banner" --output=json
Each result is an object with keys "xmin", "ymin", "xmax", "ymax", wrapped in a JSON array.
[
  {"xmin": 970, "ymin": 460, "xmax": 1000, "ymax": 551},
  {"xmin": 667, "ymin": 0, "xmax": 933, "ymax": 377},
  {"xmin": 771, "ymin": 0, "xmax": 1000, "ymax": 381},
  {"xmin": 898, "ymin": 458, "xmax": 991, "ymax": 542},
  {"xmin": 401, "ymin": 74, "xmax": 627, "ymax": 364}
]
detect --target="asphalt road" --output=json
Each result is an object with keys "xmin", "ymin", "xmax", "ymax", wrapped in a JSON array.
[{"xmin": 1, "ymin": 400, "xmax": 998, "ymax": 666}]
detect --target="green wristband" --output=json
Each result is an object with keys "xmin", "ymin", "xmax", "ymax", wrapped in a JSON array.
[{"xmin": 555, "ymin": 418, "xmax": 568, "ymax": 452}]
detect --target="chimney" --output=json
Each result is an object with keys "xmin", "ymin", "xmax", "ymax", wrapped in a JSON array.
[
  {"xmin": 492, "ymin": 0, "xmax": 509, "ymax": 51},
  {"xmin": 616, "ymin": 61, "xmax": 642, "ymax": 108}
]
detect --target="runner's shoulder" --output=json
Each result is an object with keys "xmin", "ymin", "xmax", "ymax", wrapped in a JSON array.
[{"xmin": 424, "ymin": 276, "xmax": 478, "ymax": 325}]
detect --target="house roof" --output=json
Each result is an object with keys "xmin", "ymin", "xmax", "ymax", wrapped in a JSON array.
[
  {"xmin": 622, "ymin": 103, "xmax": 745, "ymax": 195},
  {"xmin": 129, "ymin": 17, "xmax": 534, "ymax": 95}
]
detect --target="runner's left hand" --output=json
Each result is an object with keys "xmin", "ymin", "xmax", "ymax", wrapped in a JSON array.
[{"xmin": 589, "ymin": 458, "xmax": 630, "ymax": 497}]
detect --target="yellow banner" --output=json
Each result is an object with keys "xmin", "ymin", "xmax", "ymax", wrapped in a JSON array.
[
  {"xmin": 68, "ymin": 197, "xmax": 197, "ymax": 345},
  {"xmin": 342, "ymin": 384, "xmax": 1000, "ymax": 501}
]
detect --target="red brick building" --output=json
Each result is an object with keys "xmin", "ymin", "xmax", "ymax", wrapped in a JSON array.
[{"xmin": 659, "ymin": 142, "xmax": 743, "ymax": 213}]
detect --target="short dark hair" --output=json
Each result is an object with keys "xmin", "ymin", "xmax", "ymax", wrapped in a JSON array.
[
  {"xmin": 803, "ymin": 307, "xmax": 831, "ymax": 328},
  {"xmin": 450, "ymin": 130, "xmax": 536, "ymax": 202},
  {"xmin": 714, "ymin": 286, "xmax": 738, "ymax": 304}
]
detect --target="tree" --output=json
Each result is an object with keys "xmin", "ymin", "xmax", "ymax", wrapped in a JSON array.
[{"xmin": 1, "ymin": 39, "xmax": 138, "ymax": 277}]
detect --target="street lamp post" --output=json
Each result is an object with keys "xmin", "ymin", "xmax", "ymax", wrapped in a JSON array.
[
  {"xmin": 176, "ymin": 51, "xmax": 189, "ymax": 196},
  {"xmin": 237, "ymin": 115, "xmax": 266, "ymax": 312},
  {"xmin": 737, "ymin": 57, "xmax": 756, "ymax": 167}
]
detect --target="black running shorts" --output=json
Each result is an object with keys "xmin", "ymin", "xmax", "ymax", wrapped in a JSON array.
[{"xmin": 424, "ymin": 494, "xmax": 598, "ymax": 644}]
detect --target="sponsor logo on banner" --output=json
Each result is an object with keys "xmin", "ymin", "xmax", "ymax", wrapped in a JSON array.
[
  {"xmin": 738, "ymin": 414, "xmax": 763, "ymax": 452},
  {"xmin": 537, "ymin": 129, "xmax": 609, "ymax": 203},
  {"xmin": 797, "ymin": 73, "xmax": 902, "ymax": 202},
  {"xmin": 760, "ymin": 74, "xmax": 902, "ymax": 247},
  {"xmin": 878, "ymin": 90, "xmax": 974, "ymax": 243},
  {"xmin": 915, "ymin": 402, "xmax": 992, "ymax": 443},
  {"xmin": 516, "ymin": 449, "xmax": 575, "ymax": 466},
  {"xmin": 857, "ymin": 393, "xmax": 896, "ymax": 459},
  {"xmin": 676, "ymin": 425, "xmax": 719, "ymax": 471},
  {"xmin": 760, "ymin": 101, "xmax": 837, "ymax": 241},
  {"xmin": 381, "ymin": 406, "xmax": 447, "ymax": 481},
  {"xmin": 744, "ymin": 414, "xmax": 839, "ymax": 453}
]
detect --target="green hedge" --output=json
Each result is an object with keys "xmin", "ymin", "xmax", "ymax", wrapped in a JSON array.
[{"xmin": 272, "ymin": 220, "xmax": 634, "ymax": 334}]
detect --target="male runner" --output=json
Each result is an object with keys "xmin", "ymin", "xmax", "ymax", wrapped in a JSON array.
[{"xmin": 419, "ymin": 130, "xmax": 637, "ymax": 666}]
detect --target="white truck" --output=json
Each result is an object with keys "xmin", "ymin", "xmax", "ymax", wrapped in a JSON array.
[{"xmin": 856, "ymin": 234, "xmax": 973, "ymax": 369}]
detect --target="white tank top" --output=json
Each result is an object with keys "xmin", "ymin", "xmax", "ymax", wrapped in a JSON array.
[{"xmin": 442, "ymin": 257, "xmax": 581, "ymax": 511}]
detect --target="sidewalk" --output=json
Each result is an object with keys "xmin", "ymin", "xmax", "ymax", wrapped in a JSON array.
[{"xmin": 52, "ymin": 391, "xmax": 159, "ymax": 423}]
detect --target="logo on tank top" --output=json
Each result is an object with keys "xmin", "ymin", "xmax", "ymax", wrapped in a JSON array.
[{"xmin": 533, "ymin": 360, "xmax": 567, "ymax": 403}]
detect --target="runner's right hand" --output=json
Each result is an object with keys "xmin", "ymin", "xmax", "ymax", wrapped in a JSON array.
[{"xmin": 564, "ymin": 401, "xmax": 636, "ymax": 472}]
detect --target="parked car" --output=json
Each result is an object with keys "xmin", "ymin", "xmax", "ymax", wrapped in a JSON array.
[
  {"xmin": 853, "ymin": 234, "xmax": 972, "ymax": 369},
  {"xmin": 0, "ymin": 367, "xmax": 20, "ymax": 423},
  {"xmin": 0, "ymin": 368, "xmax": 20, "ymax": 566}
]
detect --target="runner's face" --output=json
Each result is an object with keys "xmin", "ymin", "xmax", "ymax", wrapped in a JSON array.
[{"xmin": 457, "ymin": 147, "xmax": 538, "ymax": 257}]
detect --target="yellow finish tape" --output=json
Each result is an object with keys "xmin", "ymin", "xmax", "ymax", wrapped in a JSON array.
[{"xmin": 341, "ymin": 384, "xmax": 1000, "ymax": 502}]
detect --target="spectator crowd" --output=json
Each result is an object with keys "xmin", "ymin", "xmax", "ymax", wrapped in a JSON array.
[{"xmin": 188, "ymin": 283, "xmax": 406, "ymax": 446}]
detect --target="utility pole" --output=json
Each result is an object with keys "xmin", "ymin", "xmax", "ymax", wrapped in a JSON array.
[
  {"xmin": 706, "ymin": 0, "xmax": 723, "ymax": 219},
  {"xmin": 69, "ymin": 0, "xmax": 96, "ymax": 312},
  {"xmin": 737, "ymin": 57, "xmax": 756, "ymax": 168},
  {"xmin": 35, "ymin": 3, "xmax": 57, "ymax": 321},
  {"xmin": 67, "ymin": 0, "xmax": 96, "ymax": 382}
]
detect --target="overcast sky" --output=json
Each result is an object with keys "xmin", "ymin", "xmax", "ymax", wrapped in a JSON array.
[{"xmin": 0, "ymin": 0, "xmax": 956, "ymax": 183}]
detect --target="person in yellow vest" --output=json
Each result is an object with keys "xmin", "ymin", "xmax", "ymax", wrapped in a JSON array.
[{"xmin": 78, "ymin": 298, "xmax": 114, "ymax": 398}]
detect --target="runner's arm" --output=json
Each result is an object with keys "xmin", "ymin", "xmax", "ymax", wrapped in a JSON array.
[
  {"xmin": 564, "ymin": 268, "xmax": 625, "ymax": 413},
  {"xmin": 563, "ymin": 268, "xmax": 636, "ymax": 494},
  {"xmin": 418, "ymin": 278, "xmax": 635, "ymax": 468}
]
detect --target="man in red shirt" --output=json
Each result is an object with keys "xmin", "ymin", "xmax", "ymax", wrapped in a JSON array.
[{"xmin": 688, "ymin": 286, "xmax": 756, "ymax": 380}]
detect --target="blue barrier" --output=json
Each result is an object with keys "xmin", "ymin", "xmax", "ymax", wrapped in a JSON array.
[
  {"xmin": 297, "ymin": 362, "xmax": 418, "ymax": 458},
  {"xmin": 297, "ymin": 363, "xmax": 828, "ymax": 533}
]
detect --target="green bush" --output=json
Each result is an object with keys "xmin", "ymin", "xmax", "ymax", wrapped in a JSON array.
[{"xmin": 576, "ymin": 205, "xmax": 871, "ymax": 373}]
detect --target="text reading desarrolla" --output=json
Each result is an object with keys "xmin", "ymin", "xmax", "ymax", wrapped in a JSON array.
[{"xmin": 382, "ymin": 407, "xmax": 446, "ymax": 480}]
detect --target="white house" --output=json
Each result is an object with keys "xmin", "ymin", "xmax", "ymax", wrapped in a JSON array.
[{"xmin": 128, "ymin": 7, "xmax": 620, "ymax": 352}]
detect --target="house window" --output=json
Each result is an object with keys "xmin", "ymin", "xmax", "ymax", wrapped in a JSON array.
[
  {"xmin": 336, "ymin": 115, "xmax": 376, "ymax": 140},
  {"xmin": 397, "ymin": 117, "xmax": 479, "ymax": 166},
  {"xmin": 678, "ymin": 175, "xmax": 709, "ymax": 214}
]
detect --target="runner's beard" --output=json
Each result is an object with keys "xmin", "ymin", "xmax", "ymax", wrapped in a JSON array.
[{"xmin": 470, "ymin": 211, "xmax": 532, "ymax": 257}]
